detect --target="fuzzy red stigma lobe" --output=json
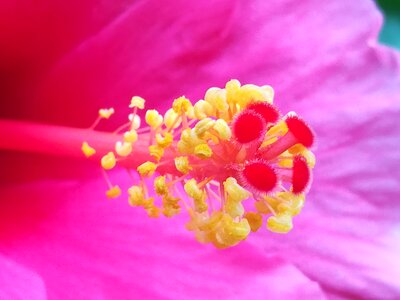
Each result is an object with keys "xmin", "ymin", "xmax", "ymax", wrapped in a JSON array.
[
  {"xmin": 285, "ymin": 115, "xmax": 314, "ymax": 148},
  {"xmin": 246, "ymin": 102, "xmax": 280, "ymax": 124},
  {"xmin": 292, "ymin": 155, "xmax": 310, "ymax": 194},
  {"xmin": 233, "ymin": 110, "xmax": 266, "ymax": 144},
  {"xmin": 241, "ymin": 160, "xmax": 277, "ymax": 193}
]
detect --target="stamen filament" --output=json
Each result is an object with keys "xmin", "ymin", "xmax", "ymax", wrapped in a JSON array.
[{"xmin": 88, "ymin": 116, "xmax": 102, "ymax": 130}]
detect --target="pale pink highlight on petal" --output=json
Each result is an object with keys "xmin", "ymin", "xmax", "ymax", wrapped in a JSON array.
[{"xmin": 0, "ymin": 254, "xmax": 46, "ymax": 300}]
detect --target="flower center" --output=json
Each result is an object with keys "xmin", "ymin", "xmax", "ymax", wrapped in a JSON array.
[{"xmin": 82, "ymin": 79, "xmax": 316, "ymax": 248}]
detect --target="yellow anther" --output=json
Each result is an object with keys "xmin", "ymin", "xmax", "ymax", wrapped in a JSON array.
[
  {"xmin": 223, "ymin": 177, "xmax": 248, "ymax": 218},
  {"xmin": 177, "ymin": 129, "xmax": 203, "ymax": 154},
  {"xmin": 189, "ymin": 212, "xmax": 224, "ymax": 244},
  {"xmin": 261, "ymin": 121, "xmax": 288, "ymax": 148},
  {"xmin": 106, "ymin": 186, "xmax": 121, "ymax": 199},
  {"xmin": 189, "ymin": 211, "xmax": 223, "ymax": 244},
  {"xmin": 81, "ymin": 142, "xmax": 96, "ymax": 158},
  {"xmin": 163, "ymin": 207, "xmax": 180, "ymax": 218},
  {"xmin": 123, "ymin": 130, "xmax": 138, "ymax": 143},
  {"xmin": 264, "ymin": 196, "xmax": 282, "ymax": 213},
  {"xmin": 215, "ymin": 214, "xmax": 250, "ymax": 248},
  {"xmin": 278, "ymin": 153, "xmax": 293, "ymax": 168},
  {"xmin": 143, "ymin": 198, "xmax": 160, "ymax": 218},
  {"xmin": 261, "ymin": 85, "xmax": 275, "ymax": 103},
  {"xmin": 288, "ymin": 144, "xmax": 305, "ymax": 154},
  {"xmin": 137, "ymin": 161, "xmax": 157, "ymax": 177},
  {"xmin": 154, "ymin": 176, "xmax": 168, "ymax": 195},
  {"xmin": 155, "ymin": 132, "xmax": 173, "ymax": 148},
  {"xmin": 202, "ymin": 132, "xmax": 220, "ymax": 144},
  {"xmin": 224, "ymin": 177, "xmax": 249, "ymax": 202},
  {"xmin": 244, "ymin": 212, "xmax": 263, "ymax": 232},
  {"xmin": 288, "ymin": 145, "xmax": 316, "ymax": 168},
  {"xmin": 198, "ymin": 211, "xmax": 223, "ymax": 232},
  {"xmin": 266, "ymin": 121, "xmax": 288, "ymax": 136},
  {"xmin": 177, "ymin": 140, "xmax": 191, "ymax": 154},
  {"xmin": 174, "ymin": 156, "xmax": 192, "ymax": 174},
  {"xmin": 101, "ymin": 152, "xmax": 116, "ymax": 170},
  {"xmin": 276, "ymin": 192, "xmax": 305, "ymax": 216},
  {"xmin": 225, "ymin": 201, "xmax": 245, "ymax": 218},
  {"xmin": 213, "ymin": 119, "xmax": 231, "ymax": 140},
  {"xmin": 162, "ymin": 194, "xmax": 180, "ymax": 207},
  {"xmin": 194, "ymin": 143, "xmax": 212, "ymax": 159},
  {"xmin": 194, "ymin": 198, "xmax": 208, "ymax": 213},
  {"xmin": 172, "ymin": 96, "xmax": 192, "ymax": 114},
  {"xmin": 164, "ymin": 108, "xmax": 182, "ymax": 129},
  {"xmin": 181, "ymin": 128, "xmax": 203, "ymax": 144},
  {"xmin": 129, "ymin": 96, "xmax": 145, "ymax": 109},
  {"xmin": 225, "ymin": 79, "xmax": 241, "ymax": 104},
  {"xmin": 145, "ymin": 110, "xmax": 163, "ymax": 129},
  {"xmin": 162, "ymin": 195, "xmax": 181, "ymax": 217},
  {"xmin": 186, "ymin": 105, "xmax": 196, "ymax": 119},
  {"xmin": 149, "ymin": 145, "xmax": 164, "ymax": 161},
  {"xmin": 195, "ymin": 229, "xmax": 215, "ymax": 245},
  {"xmin": 193, "ymin": 100, "xmax": 214, "ymax": 119},
  {"xmin": 238, "ymin": 84, "xmax": 272, "ymax": 107},
  {"xmin": 278, "ymin": 148, "xmax": 315, "ymax": 169},
  {"xmin": 146, "ymin": 206, "xmax": 160, "ymax": 218},
  {"xmin": 204, "ymin": 87, "xmax": 229, "ymax": 113},
  {"xmin": 98, "ymin": 108, "xmax": 115, "ymax": 119},
  {"xmin": 184, "ymin": 179, "xmax": 208, "ymax": 213},
  {"xmin": 261, "ymin": 136, "xmax": 278, "ymax": 148},
  {"xmin": 267, "ymin": 213, "xmax": 293, "ymax": 233},
  {"xmin": 115, "ymin": 141, "xmax": 132, "ymax": 157},
  {"xmin": 128, "ymin": 186, "xmax": 145, "ymax": 206},
  {"xmin": 194, "ymin": 118, "xmax": 215, "ymax": 137},
  {"xmin": 129, "ymin": 114, "xmax": 141, "ymax": 130}
]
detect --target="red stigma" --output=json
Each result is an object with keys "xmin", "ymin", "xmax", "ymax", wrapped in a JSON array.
[
  {"xmin": 233, "ymin": 110, "xmax": 266, "ymax": 144},
  {"xmin": 246, "ymin": 102, "xmax": 280, "ymax": 124},
  {"xmin": 285, "ymin": 115, "xmax": 314, "ymax": 148},
  {"xmin": 292, "ymin": 155, "xmax": 310, "ymax": 194},
  {"xmin": 241, "ymin": 160, "xmax": 277, "ymax": 193}
]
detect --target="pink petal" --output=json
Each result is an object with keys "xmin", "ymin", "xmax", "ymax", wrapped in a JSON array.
[
  {"xmin": 0, "ymin": 0, "xmax": 388, "ymax": 126},
  {"xmin": 1, "ymin": 0, "xmax": 400, "ymax": 298},
  {"xmin": 254, "ymin": 189, "xmax": 400, "ymax": 299},
  {"xmin": 0, "ymin": 253, "xmax": 46, "ymax": 300},
  {"xmin": 0, "ymin": 0, "xmax": 136, "ymax": 119},
  {"xmin": 0, "ymin": 178, "xmax": 325, "ymax": 299},
  {"xmin": 314, "ymin": 107, "xmax": 400, "ymax": 214}
]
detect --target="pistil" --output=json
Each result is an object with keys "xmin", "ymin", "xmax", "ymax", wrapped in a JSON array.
[{"xmin": 0, "ymin": 79, "xmax": 317, "ymax": 249}]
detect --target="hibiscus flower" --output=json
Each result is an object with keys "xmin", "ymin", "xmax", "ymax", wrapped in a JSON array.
[{"xmin": 1, "ymin": 0, "xmax": 400, "ymax": 299}]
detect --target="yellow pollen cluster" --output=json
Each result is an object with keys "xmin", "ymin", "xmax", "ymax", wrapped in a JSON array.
[
  {"xmin": 82, "ymin": 79, "xmax": 316, "ymax": 248},
  {"xmin": 81, "ymin": 142, "xmax": 96, "ymax": 157},
  {"xmin": 98, "ymin": 108, "xmax": 115, "ymax": 119}
]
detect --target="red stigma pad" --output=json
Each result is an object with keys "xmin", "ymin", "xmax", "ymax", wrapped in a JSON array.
[
  {"xmin": 292, "ymin": 155, "xmax": 310, "ymax": 194},
  {"xmin": 246, "ymin": 102, "xmax": 280, "ymax": 124},
  {"xmin": 285, "ymin": 116, "xmax": 314, "ymax": 148},
  {"xmin": 242, "ymin": 160, "xmax": 277, "ymax": 193},
  {"xmin": 233, "ymin": 110, "xmax": 266, "ymax": 144}
]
